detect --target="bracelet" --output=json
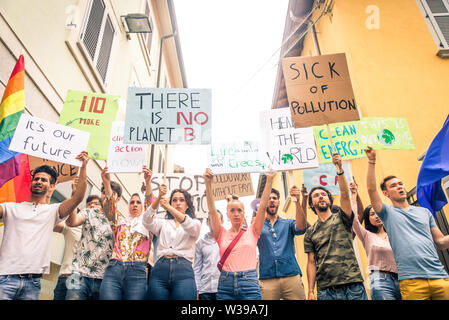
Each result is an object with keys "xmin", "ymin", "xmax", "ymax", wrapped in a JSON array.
[
  {"xmin": 368, "ymin": 161, "xmax": 376, "ymax": 164},
  {"xmin": 180, "ymin": 215, "xmax": 187, "ymax": 224},
  {"xmin": 337, "ymin": 171, "xmax": 344, "ymax": 176}
]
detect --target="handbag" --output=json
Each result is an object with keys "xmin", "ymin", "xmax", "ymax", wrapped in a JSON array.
[{"xmin": 217, "ymin": 227, "xmax": 246, "ymax": 271}]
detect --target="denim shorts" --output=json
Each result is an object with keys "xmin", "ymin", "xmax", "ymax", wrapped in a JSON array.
[{"xmin": 217, "ymin": 269, "xmax": 261, "ymax": 300}]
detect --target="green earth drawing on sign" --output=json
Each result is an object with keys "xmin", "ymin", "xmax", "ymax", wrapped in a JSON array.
[
  {"xmin": 377, "ymin": 129, "xmax": 396, "ymax": 146},
  {"xmin": 281, "ymin": 153, "xmax": 293, "ymax": 164}
]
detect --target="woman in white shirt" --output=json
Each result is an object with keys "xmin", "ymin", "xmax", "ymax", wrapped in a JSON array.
[{"xmin": 142, "ymin": 185, "xmax": 201, "ymax": 300}]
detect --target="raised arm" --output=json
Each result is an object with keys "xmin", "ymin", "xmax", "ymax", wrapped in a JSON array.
[
  {"xmin": 306, "ymin": 252, "xmax": 317, "ymax": 300},
  {"xmin": 365, "ymin": 147, "xmax": 383, "ymax": 213},
  {"xmin": 350, "ymin": 180, "xmax": 364, "ymax": 223},
  {"xmin": 58, "ymin": 151, "xmax": 89, "ymax": 219},
  {"xmin": 65, "ymin": 177, "xmax": 86, "ymax": 227},
  {"xmin": 333, "ymin": 153, "xmax": 352, "ymax": 219},
  {"xmin": 254, "ymin": 170, "xmax": 275, "ymax": 236},
  {"xmin": 290, "ymin": 185, "xmax": 308, "ymax": 231},
  {"xmin": 101, "ymin": 166, "xmax": 118, "ymax": 223},
  {"xmin": 204, "ymin": 168, "xmax": 221, "ymax": 240},
  {"xmin": 301, "ymin": 184, "xmax": 308, "ymax": 222}
]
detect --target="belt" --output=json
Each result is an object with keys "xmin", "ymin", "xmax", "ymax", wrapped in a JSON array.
[
  {"xmin": 327, "ymin": 282, "xmax": 360, "ymax": 290},
  {"xmin": 371, "ymin": 270, "xmax": 398, "ymax": 277},
  {"xmin": 163, "ymin": 255, "xmax": 179, "ymax": 259},
  {"xmin": 13, "ymin": 273, "xmax": 42, "ymax": 279}
]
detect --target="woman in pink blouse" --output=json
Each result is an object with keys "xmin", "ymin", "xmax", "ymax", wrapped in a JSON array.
[
  {"xmin": 204, "ymin": 168, "xmax": 275, "ymax": 300},
  {"xmin": 353, "ymin": 204, "xmax": 402, "ymax": 300}
]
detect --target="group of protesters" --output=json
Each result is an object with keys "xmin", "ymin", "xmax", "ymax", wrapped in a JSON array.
[{"xmin": 0, "ymin": 146, "xmax": 448, "ymax": 301}]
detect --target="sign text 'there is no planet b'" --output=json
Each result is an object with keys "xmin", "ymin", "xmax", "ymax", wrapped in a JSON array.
[{"xmin": 124, "ymin": 87, "xmax": 211, "ymax": 145}]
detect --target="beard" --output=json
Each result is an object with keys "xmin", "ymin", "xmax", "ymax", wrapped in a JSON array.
[
  {"xmin": 315, "ymin": 202, "xmax": 330, "ymax": 212},
  {"xmin": 266, "ymin": 206, "xmax": 278, "ymax": 216},
  {"xmin": 30, "ymin": 184, "xmax": 47, "ymax": 195}
]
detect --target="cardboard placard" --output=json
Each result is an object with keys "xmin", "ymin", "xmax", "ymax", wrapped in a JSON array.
[
  {"xmin": 302, "ymin": 162, "xmax": 353, "ymax": 195},
  {"xmin": 124, "ymin": 87, "xmax": 212, "ymax": 145},
  {"xmin": 259, "ymin": 108, "xmax": 319, "ymax": 171},
  {"xmin": 281, "ymin": 53, "xmax": 360, "ymax": 128},
  {"xmin": 28, "ymin": 156, "xmax": 79, "ymax": 183},
  {"xmin": 58, "ymin": 90, "xmax": 119, "ymax": 160},
  {"xmin": 208, "ymin": 141, "xmax": 267, "ymax": 174},
  {"xmin": 211, "ymin": 173, "xmax": 254, "ymax": 201},
  {"xmin": 9, "ymin": 114, "xmax": 90, "ymax": 166},
  {"xmin": 107, "ymin": 122, "xmax": 148, "ymax": 173}
]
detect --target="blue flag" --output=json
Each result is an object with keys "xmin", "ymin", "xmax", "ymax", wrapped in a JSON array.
[{"xmin": 416, "ymin": 115, "xmax": 449, "ymax": 216}]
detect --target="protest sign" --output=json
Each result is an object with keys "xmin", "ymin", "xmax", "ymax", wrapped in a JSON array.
[
  {"xmin": 124, "ymin": 87, "xmax": 212, "ymax": 145},
  {"xmin": 28, "ymin": 156, "xmax": 79, "ymax": 183},
  {"xmin": 9, "ymin": 113, "xmax": 90, "ymax": 166},
  {"xmin": 313, "ymin": 121, "xmax": 365, "ymax": 163},
  {"xmin": 259, "ymin": 108, "xmax": 318, "ymax": 171},
  {"xmin": 356, "ymin": 117, "xmax": 415, "ymax": 150},
  {"xmin": 151, "ymin": 173, "xmax": 207, "ymax": 218},
  {"xmin": 58, "ymin": 90, "xmax": 119, "ymax": 160},
  {"xmin": 208, "ymin": 141, "xmax": 267, "ymax": 174},
  {"xmin": 281, "ymin": 53, "xmax": 360, "ymax": 128},
  {"xmin": 107, "ymin": 122, "xmax": 148, "ymax": 173},
  {"xmin": 211, "ymin": 173, "xmax": 254, "ymax": 201},
  {"xmin": 303, "ymin": 162, "xmax": 353, "ymax": 195}
]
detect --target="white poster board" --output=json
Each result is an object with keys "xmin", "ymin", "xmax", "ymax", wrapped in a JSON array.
[
  {"xmin": 150, "ymin": 173, "xmax": 207, "ymax": 219},
  {"xmin": 208, "ymin": 141, "xmax": 267, "ymax": 174},
  {"xmin": 107, "ymin": 121, "xmax": 148, "ymax": 173},
  {"xmin": 259, "ymin": 108, "xmax": 319, "ymax": 171},
  {"xmin": 124, "ymin": 87, "xmax": 212, "ymax": 145},
  {"xmin": 9, "ymin": 113, "xmax": 90, "ymax": 166}
]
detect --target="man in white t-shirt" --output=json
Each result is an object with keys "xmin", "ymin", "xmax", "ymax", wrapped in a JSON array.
[{"xmin": 0, "ymin": 151, "xmax": 89, "ymax": 300}]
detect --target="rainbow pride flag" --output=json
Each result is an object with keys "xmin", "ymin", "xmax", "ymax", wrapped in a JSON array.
[{"xmin": 0, "ymin": 55, "xmax": 31, "ymax": 202}]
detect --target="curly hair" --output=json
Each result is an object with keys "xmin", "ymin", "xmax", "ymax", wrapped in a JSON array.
[
  {"xmin": 308, "ymin": 186, "xmax": 333, "ymax": 214},
  {"xmin": 32, "ymin": 165, "xmax": 58, "ymax": 185},
  {"xmin": 166, "ymin": 188, "xmax": 196, "ymax": 220}
]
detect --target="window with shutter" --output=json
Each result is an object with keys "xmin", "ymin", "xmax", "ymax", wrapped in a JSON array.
[
  {"xmin": 80, "ymin": 0, "xmax": 116, "ymax": 85},
  {"xmin": 144, "ymin": 2, "xmax": 154, "ymax": 55},
  {"xmin": 419, "ymin": 0, "xmax": 449, "ymax": 57}
]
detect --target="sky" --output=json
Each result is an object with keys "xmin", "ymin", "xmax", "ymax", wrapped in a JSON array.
[{"xmin": 172, "ymin": 0, "xmax": 289, "ymax": 231}]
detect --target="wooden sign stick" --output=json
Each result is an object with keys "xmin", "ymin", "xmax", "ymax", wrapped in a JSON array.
[
  {"xmin": 163, "ymin": 144, "xmax": 168, "ymax": 185},
  {"xmin": 326, "ymin": 123, "xmax": 336, "ymax": 154},
  {"xmin": 286, "ymin": 170, "xmax": 297, "ymax": 202}
]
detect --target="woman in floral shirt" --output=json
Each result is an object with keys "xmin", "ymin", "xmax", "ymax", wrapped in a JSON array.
[{"xmin": 99, "ymin": 165, "xmax": 154, "ymax": 300}]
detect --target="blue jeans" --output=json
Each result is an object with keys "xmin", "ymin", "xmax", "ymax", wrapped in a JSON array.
[
  {"xmin": 0, "ymin": 274, "xmax": 42, "ymax": 300},
  {"xmin": 217, "ymin": 270, "xmax": 261, "ymax": 300},
  {"xmin": 148, "ymin": 257, "xmax": 197, "ymax": 300},
  {"xmin": 317, "ymin": 282, "xmax": 368, "ymax": 300},
  {"xmin": 53, "ymin": 276, "xmax": 69, "ymax": 300},
  {"xmin": 99, "ymin": 260, "xmax": 147, "ymax": 300},
  {"xmin": 370, "ymin": 271, "xmax": 402, "ymax": 300},
  {"xmin": 66, "ymin": 274, "xmax": 103, "ymax": 300}
]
